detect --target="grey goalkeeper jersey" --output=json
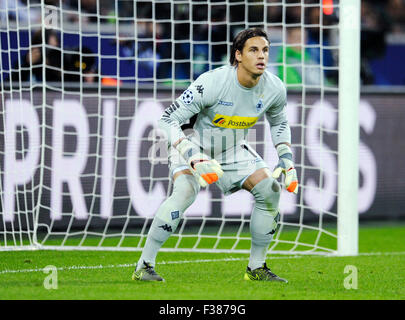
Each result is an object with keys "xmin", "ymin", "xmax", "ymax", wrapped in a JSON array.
[{"xmin": 159, "ymin": 65, "xmax": 290, "ymax": 159}]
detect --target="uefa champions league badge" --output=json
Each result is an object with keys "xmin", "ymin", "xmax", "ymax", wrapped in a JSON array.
[
  {"xmin": 181, "ymin": 89, "xmax": 194, "ymax": 104},
  {"xmin": 255, "ymin": 99, "xmax": 263, "ymax": 112}
]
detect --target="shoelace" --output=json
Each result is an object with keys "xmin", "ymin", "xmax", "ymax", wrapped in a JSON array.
[
  {"xmin": 143, "ymin": 262, "xmax": 158, "ymax": 275},
  {"xmin": 260, "ymin": 264, "xmax": 278, "ymax": 278}
]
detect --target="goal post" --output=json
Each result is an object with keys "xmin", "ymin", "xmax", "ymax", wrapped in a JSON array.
[
  {"xmin": 337, "ymin": 0, "xmax": 360, "ymax": 256},
  {"xmin": 0, "ymin": 0, "xmax": 360, "ymax": 256}
]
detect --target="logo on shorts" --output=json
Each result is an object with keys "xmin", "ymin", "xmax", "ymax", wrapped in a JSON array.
[
  {"xmin": 181, "ymin": 89, "xmax": 194, "ymax": 104},
  {"xmin": 250, "ymin": 158, "xmax": 261, "ymax": 164}
]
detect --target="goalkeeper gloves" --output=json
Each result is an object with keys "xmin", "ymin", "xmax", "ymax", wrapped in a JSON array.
[
  {"xmin": 176, "ymin": 139, "xmax": 224, "ymax": 187},
  {"xmin": 272, "ymin": 144, "xmax": 299, "ymax": 194}
]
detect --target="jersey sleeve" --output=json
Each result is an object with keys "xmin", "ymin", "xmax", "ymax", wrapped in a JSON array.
[
  {"xmin": 265, "ymin": 82, "xmax": 287, "ymax": 126},
  {"xmin": 158, "ymin": 71, "xmax": 216, "ymax": 146},
  {"xmin": 265, "ymin": 81, "xmax": 291, "ymax": 146}
]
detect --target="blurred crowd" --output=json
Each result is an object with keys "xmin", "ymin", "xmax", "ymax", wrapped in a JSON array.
[{"xmin": 2, "ymin": 0, "xmax": 405, "ymax": 86}]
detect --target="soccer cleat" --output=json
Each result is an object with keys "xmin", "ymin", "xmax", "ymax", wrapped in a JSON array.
[
  {"xmin": 132, "ymin": 261, "xmax": 165, "ymax": 282},
  {"xmin": 244, "ymin": 263, "xmax": 288, "ymax": 283}
]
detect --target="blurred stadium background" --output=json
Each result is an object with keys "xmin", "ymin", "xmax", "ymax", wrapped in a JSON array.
[
  {"xmin": 0, "ymin": 0, "xmax": 404, "ymax": 252},
  {"xmin": 2, "ymin": 0, "xmax": 405, "ymax": 85}
]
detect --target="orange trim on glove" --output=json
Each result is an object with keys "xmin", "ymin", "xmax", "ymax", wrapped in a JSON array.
[
  {"xmin": 201, "ymin": 173, "xmax": 219, "ymax": 184},
  {"xmin": 287, "ymin": 181, "xmax": 298, "ymax": 193}
]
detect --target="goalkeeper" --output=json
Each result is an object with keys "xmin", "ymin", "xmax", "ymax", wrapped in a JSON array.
[{"xmin": 133, "ymin": 28, "xmax": 298, "ymax": 282}]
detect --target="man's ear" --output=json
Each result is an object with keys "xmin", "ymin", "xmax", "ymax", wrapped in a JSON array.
[{"xmin": 235, "ymin": 50, "xmax": 242, "ymax": 63}]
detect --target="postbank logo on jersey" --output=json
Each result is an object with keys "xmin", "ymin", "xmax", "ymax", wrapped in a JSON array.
[{"xmin": 212, "ymin": 114, "xmax": 258, "ymax": 129}]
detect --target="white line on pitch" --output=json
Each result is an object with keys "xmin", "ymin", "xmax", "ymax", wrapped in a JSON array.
[{"xmin": 0, "ymin": 251, "xmax": 404, "ymax": 275}]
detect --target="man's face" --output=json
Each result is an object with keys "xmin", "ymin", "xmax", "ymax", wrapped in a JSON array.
[{"xmin": 236, "ymin": 36, "xmax": 269, "ymax": 76}]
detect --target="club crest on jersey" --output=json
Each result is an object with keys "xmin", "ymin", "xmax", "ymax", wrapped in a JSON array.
[
  {"xmin": 212, "ymin": 114, "xmax": 258, "ymax": 129},
  {"xmin": 255, "ymin": 99, "xmax": 264, "ymax": 112},
  {"xmin": 181, "ymin": 89, "xmax": 194, "ymax": 105}
]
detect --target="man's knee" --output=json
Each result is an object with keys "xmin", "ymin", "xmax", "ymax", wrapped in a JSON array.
[
  {"xmin": 250, "ymin": 177, "xmax": 281, "ymax": 214},
  {"xmin": 171, "ymin": 173, "xmax": 200, "ymax": 210}
]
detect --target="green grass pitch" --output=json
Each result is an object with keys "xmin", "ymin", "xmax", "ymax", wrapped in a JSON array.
[{"xmin": 0, "ymin": 222, "xmax": 404, "ymax": 300}]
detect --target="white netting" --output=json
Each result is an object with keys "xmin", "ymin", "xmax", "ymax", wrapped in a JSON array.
[{"xmin": 0, "ymin": 0, "xmax": 344, "ymax": 254}]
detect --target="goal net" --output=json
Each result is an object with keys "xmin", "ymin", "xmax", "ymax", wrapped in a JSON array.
[{"xmin": 0, "ymin": 0, "xmax": 359, "ymax": 255}]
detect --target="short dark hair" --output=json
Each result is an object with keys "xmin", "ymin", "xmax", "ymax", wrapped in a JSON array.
[{"xmin": 230, "ymin": 28, "xmax": 269, "ymax": 66}]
